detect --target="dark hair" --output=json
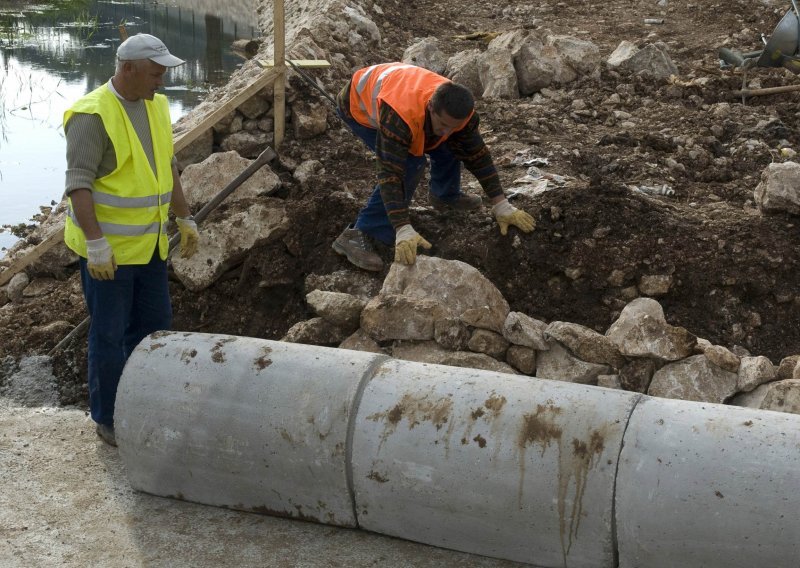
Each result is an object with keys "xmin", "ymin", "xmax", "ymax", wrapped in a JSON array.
[{"xmin": 430, "ymin": 82, "xmax": 474, "ymax": 119}]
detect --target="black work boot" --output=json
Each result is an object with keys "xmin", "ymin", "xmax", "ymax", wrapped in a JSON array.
[
  {"xmin": 96, "ymin": 423, "xmax": 117, "ymax": 447},
  {"xmin": 332, "ymin": 225, "xmax": 384, "ymax": 272},
  {"xmin": 429, "ymin": 191, "xmax": 482, "ymax": 211}
]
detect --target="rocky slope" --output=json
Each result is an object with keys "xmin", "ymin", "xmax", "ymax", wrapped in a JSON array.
[{"xmin": 1, "ymin": 0, "xmax": 800, "ymax": 413}]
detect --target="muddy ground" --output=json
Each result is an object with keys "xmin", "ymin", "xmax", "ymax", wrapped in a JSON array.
[{"xmin": 2, "ymin": 0, "xmax": 800, "ymax": 410}]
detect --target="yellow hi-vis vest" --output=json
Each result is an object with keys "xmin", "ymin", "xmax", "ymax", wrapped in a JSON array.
[{"xmin": 63, "ymin": 84, "xmax": 174, "ymax": 265}]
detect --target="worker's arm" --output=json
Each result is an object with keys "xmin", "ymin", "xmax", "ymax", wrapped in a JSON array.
[
  {"xmin": 375, "ymin": 103, "xmax": 415, "ymax": 229},
  {"xmin": 169, "ymin": 161, "xmax": 192, "ymax": 218},
  {"xmin": 449, "ymin": 114, "xmax": 536, "ymax": 235},
  {"xmin": 64, "ymin": 113, "xmax": 117, "ymax": 279},
  {"xmin": 447, "ymin": 113, "xmax": 505, "ymax": 203},
  {"xmin": 169, "ymin": 161, "xmax": 199, "ymax": 259},
  {"xmin": 375, "ymin": 104, "xmax": 432, "ymax": 264}
]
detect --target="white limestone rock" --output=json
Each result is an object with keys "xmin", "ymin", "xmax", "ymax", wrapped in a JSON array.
[
  {"xmin": 648, "ymin": 354, "xmax": 739, "ymax": 403},
  {"xmin": 606, "ymin": 298, "xmax": 696, "ymax": 361},
  {"xmin": 536, "ymin": 340, "xmax": 612, "ymax": 385}
]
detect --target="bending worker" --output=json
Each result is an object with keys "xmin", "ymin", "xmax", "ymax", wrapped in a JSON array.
[
  {"xmin": 63, "ymin": 33, "xmax": 199, "ymax": 446},
  {"xmin": 332, "ymin": 62, "xmax": 535, "ymax": 271}
]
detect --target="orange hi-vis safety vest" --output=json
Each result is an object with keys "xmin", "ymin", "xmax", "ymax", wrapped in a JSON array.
[{"xmin": 348, "ymin": 63, "xmax": 473, "ymax": 157}]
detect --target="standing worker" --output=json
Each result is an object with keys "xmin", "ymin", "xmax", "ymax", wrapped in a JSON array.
[
  {"xmin": 332, "ymin": 62, "xmax": 535, "ymax": 271},
  {"xmin": 63, "ymin": 33, "xmax": 199, "ymax": 446}
]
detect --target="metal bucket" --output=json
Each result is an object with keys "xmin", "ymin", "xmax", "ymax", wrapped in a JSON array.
[{"xmin": 757, "ymin": 8, "xmax": 800, "ymax": 67}]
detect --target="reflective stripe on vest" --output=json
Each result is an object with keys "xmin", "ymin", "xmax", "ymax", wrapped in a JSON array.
[
  {"xmin": 348, "ymin": 63, "xmax": 473, "ymax": 156},
  {"xmin": 67, "ymin": 208, "xmax": 167, "ymax": 237},
  {"xmin": 353, "ymin": 63, "xmax": 417, "ymax": 128},
  {"xmin": 63, "ymin": 84, "xmax": 174, "ymax": 265},
  {"xmin": 90, "ymin": 190, "xmax": 173, "ymax": 209}
]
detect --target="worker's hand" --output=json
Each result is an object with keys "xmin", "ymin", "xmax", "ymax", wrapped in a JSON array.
[
  {"xmin": 394, "ymin": 224, "xmax": 432, "ymax": 265},
  {"xmin": 85, "ymin": 237, "xmax": 117, "ymax": 280},
  {"xmin": 176, "ymin": 216, "xmax": 199, "ymax": 259},
  {"xmin": 491, "ymin": 199, "xmax": 536, "ymax": 236}
]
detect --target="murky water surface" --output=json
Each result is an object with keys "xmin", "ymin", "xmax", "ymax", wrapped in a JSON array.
[{"xmin": 0, "ymin": 0, "xmax": 257, "ymax": 253}]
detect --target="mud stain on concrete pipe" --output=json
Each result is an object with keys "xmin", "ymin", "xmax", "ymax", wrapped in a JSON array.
[
  {"xmin": 210, "ymin": 337, "xmax": 236, "ymax": 363},
  {"xmin": 254, "ymin": 345, "xmax": 273, "ymax": 370},
  {"xmin": 367, "ymin": 391, "xmax": 455, "ymax": 453},
  {"xmin": 180, "ymin": 348, "xmax": 198, "ymax": 364},
  {"xmin": 461, "ymin": 391, "xmax": 508, "ymax": 448},
  {"xmin": 516, "ymin": 401, "xmax": 609, "ymax": 566}
]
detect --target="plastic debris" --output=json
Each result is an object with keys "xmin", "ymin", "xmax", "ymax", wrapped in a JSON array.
[
  {"xmin": 629, "ymin": 183, "xmax": 676, "ymax": 197},
  {"xmin": 511, "ymin": 149, "xmax": 550, "ymax": 167},
  {"xmin": 507, "ymin": 179, "xmax": 549, "ymax": 199}
]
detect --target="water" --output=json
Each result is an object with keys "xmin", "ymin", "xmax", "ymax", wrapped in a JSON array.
[{"xmin": 0, "ymin": 0, "xmax": 258, "ymax": 255}]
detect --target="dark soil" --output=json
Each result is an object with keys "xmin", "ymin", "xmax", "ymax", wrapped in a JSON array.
[{"xmin": 3, "ymin": 0, "xmax": 800, "ymax": 408}]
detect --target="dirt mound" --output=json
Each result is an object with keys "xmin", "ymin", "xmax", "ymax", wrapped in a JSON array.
[{"xmin": 2, "ymin": 0, "xmax": 800, "ymax": 407}]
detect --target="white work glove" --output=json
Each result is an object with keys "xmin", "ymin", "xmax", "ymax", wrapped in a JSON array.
[
  {"xmin": 394, "ymin": 224, "xmax": 432, "ymax": 265},
  {"xmin": 85, "ymin": 237, "xmax": 117, "ymax": 280},
  {"xmin": 491, "ymin": 198, "xmax": 536, "ymax": 236},
  {"xmin": 175, "ymin": 216, "xmax": 199, "ymax": 259}
]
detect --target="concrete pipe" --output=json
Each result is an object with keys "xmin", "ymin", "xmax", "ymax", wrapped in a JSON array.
[
  {"xmin": 350, "ymin": 357, "xmax": 639, "ymax": 567},
  {"xmin": 116, "ymin": 331, "xmax": 387, "ymax": 526},
  {"xmin": 616, "ymin": 396, "xmax": 800, "ymax": 567},
  {"xmin": 116, "ymin": 332, "xmax": 800, "ymax": 567}
]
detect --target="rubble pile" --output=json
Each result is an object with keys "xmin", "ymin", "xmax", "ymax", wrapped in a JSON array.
[{"xmin": 284, "ymin": 256, "xmax": 800, "ymax": 415}]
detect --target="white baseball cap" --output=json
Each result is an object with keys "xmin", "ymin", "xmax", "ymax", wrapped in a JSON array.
[{"xmin": 117, "ymin": 33, "xmax": 185, "ymax": 67}]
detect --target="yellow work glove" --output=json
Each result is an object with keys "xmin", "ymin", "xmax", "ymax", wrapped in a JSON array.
[
  {"xmin": 85, "ymin": 237, "xmax": 117, "ymax": 280},
  {"xmin": 176, "ymin": 216, "xmax": 199, "ymax": 259},
  {"xmin": 491, "ymin": 199, "xmax": 536, "ymax": 236},
  {"xmin": 394, "ymin": 224, "xmax": 432, "ymax": 265}
]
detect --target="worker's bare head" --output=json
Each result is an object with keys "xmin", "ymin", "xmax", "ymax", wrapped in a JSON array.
[
  {"xmin": 428, "ymin": 82, "xmax": 474, "ymax": 137},
  {"xmin": 430, "ymin": 82, "xmax": 474, "ymax": 120}
]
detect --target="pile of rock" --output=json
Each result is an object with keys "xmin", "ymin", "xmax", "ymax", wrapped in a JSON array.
[{"xmin": 285, "ymin": 256, "xmax": 800, "ymax": 416}]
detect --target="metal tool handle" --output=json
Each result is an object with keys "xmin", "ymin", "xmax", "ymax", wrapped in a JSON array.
[
  {"xmin": 167, "ymin": 145, "xmax": 278, "ymax": 250},
  {"xmin": 719, "ymin": 47, "xmax": 745, "ymax": 67}
]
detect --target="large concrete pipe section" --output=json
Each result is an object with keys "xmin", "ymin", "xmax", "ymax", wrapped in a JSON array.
[
  {"xmin": 350, "ymin": 357, "xmax": 638, "ymax": 567},
  {"xmin": 116, "ymin": 331, "xmax": 387, "ymax": 526},
  {"xmin": 616, "ymin": 396, "xmax": 800, "ymax": 567},
  {"xmin": 116, "ymin": 332, "xmax": 800, "ymax": 567}
]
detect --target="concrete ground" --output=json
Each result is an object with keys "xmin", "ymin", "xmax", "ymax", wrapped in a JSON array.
[{"xmin": 0, "ymin": 399, "xmax": 526, "ymax": 567}]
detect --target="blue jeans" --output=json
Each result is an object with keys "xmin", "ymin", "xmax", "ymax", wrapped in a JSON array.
[
  {"xmin": 79, "ymin": 250, "xmax": 172, "ymax": 426},
  {"xmin": 339, "ymin": 111, "xmax": 464, "ymax": 244}
]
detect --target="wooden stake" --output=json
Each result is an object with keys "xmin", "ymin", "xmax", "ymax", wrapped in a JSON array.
[
  {"xmin": 174, "ymin": 67, "xmax": 280, "ymax": 152},
  {"xmin": 733, "ymin": 84, "xmax": 800, "ymax": 97},
  {"xmin": 272, "ymin": 0, "xmax": 286, "ymax": 150},
  {"xmin": 273, "ymin": 0, "xmax": 286, "ymax": 149},
  {"xmin": 0, "ymin": 228, "xmax": 64, "ymax": 287}
]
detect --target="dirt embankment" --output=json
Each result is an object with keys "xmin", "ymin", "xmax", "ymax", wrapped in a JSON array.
[{"xmin": 1, "ymin": 0, "xmax": 800, "ymax": 405}]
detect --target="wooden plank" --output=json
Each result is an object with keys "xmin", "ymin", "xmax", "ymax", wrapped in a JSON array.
[
  {"xmin": 0, "ymin": 227, "xmax": 64, "ymax": 287},
  {"xmin": 173, "ymin": 66, "xmax": 281, "ymax": 153},
  {"xmin": 733, "ymin": 84, "xmax": 800, "ymax": 97},
  {"xmin": 272, "ymin": 0, "xmax": 286, "ymax": 149},
  {"xmin": 258, "ymin": 59, "xmax": 331, "ymax": 68}
]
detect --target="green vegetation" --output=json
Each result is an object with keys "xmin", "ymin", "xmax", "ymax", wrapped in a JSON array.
[
  {"xmin": 0, "ymin": 0, "xmax": 94, "ymax": 144},
  {"xmin": 0, "ymin": 0, "xmax": 95, "ymax": 42}
]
